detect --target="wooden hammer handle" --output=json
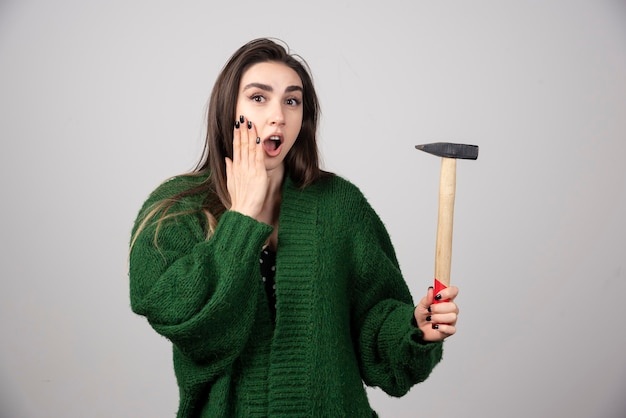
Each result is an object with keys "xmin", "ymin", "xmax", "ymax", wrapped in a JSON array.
[{"xmin": 434, "ymin": 157, "xmax": 456, "ymax": 302}]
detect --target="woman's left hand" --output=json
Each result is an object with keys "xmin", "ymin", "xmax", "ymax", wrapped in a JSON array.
[{"xmin": 413, "ymin": 286, "xmax": 459, "ymax": 342}]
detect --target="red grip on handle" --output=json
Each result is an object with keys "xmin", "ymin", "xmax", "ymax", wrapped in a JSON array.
[{"xmin": 433, "ymin": 278, "xmax": 449, "ymax": 304}]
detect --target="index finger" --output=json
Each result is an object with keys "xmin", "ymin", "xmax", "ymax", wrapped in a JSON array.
[
  {"xmin": 435, "ymin": 285, "xmax": 459, "ymax": 302},
  {"xmin": 232, "ymin": 119, "xmax": 242, "ymax": 161}
]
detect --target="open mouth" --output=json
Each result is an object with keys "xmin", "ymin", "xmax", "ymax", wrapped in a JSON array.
[{"xmin": 262, "ymin": 135, "xmax": 283, "ymax": 156}]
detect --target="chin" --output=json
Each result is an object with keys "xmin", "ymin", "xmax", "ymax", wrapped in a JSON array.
[{"xmin": 264, "ymin": 160, "xmax": 285, "ymax": 173}]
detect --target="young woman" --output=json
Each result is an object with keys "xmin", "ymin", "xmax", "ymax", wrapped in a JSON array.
[{"xmin": 129, "ymin": 38, "xmax": 459, "ymax": 417}]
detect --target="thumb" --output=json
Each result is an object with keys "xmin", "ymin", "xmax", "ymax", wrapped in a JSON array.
[
  {"xmin": 415, "ymin": 286, "xmax": 434, "ymax": 316},
  {"xmin": 421, "ymin": 286, "xmax": 434, "ymax": 307},
  {"xmin": 225, "ymin": 158, "xmax": 233, "ymax": 177}
]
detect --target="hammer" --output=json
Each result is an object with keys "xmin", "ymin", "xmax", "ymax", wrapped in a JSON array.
[{"xmin": 415, "ymin": 142, "xmax": 479, "ymax": 303}]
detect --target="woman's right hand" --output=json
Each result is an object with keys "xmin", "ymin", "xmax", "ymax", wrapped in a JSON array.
[{"xmin": 225, "ymin": 115, "xmax": 268, "ymax": 219}]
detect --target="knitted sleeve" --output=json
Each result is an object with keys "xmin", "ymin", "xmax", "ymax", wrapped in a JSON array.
[
  {"xmin": 129, "ymin": 180, "xmax": 273, "ymax": 379},
  {"xmin": 349, "ymin": 193, "xmax": 443, "ymax": 397}
]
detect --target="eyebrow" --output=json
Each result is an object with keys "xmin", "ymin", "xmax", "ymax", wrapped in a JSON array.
[{"xmin": 242, "ymin": 82, "xmax": 303, "ymax": 93}]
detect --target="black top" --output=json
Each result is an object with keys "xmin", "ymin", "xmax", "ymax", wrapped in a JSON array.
[{"xmin": 259, "ymin": 248, "xmax": 277, "ymax": 323}]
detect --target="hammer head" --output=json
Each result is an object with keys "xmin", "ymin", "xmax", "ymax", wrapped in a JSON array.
[{"xmin": 415, "ymin": 142, "xmax": 479, "ymax": 160}]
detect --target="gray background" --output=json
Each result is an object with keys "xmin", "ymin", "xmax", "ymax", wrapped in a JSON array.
[{"xmin": 1, "ymin": 1, "xmax": 625, "ymax": 417}]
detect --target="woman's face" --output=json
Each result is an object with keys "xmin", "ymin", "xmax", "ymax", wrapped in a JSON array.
[{"xmin": 235, "ymin": 61, "xmax": 304, "ymax": 173}]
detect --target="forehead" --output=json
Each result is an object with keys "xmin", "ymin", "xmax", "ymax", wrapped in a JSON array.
[{"xmin": 240, "ymin": 61, "xmax": 302, "ymax": 88}]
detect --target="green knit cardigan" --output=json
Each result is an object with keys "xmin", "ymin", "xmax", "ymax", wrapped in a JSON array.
[{"xmin": 129, "ymin": 173, "xmax": 443, "ymax": 417}]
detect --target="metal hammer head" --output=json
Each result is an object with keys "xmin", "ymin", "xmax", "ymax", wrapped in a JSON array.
[{"xmin": 415, "ymin": 142, "xmax": 479, "ymax": 160}]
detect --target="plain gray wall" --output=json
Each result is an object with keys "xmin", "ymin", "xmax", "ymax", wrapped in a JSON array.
[{"xmin": 1, "ymin": 1, "xmax": 625, "ymax": 417}]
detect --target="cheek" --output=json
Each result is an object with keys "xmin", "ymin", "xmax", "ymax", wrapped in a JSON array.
[
  {"xmin": 289, "ymin": 112, "xmax": 304, "ymax": 133},
  {"xmin": 234, "ymin": 99, "xmax": 253, "ymax": 120},
  {"xmin": 234, "ymin": 102, "xmax": 245, "ymax": 119},
  {"xmin": 287, "ymin": 121, "xmax": 302, "ymax": 141}
]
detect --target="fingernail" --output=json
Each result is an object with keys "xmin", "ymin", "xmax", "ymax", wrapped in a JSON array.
[
  {"xmin": 256, "ymin": 137, "xmax": 261, "ymax": 144},
  {"xmin": 426, "ymin": 315, "xmax": 431, "ymax": 322},
  {"xmin": 239, "ymin": 115, "xmax": 244, "ymax": 123},
  {"xmin": 435, "ymin": 294, "xmax": 442, "ymax": 300},
  {"xmin": 427, "ymin": 306, "xmax": 432, "ymax": 313},
  {"xmin": 428, "ymin": 286, "xmax": 434, "ymax": 290},
  {"xmin": 235, "ymin": 121, "xmax": 240, "ymax": 129},
  {"xmin": 432, "ymin": 324, "xmax": 439, "ymax": 330},
  {"xmin": 247, "ymin": 121, "xmax": 252, "ymax": 129}
]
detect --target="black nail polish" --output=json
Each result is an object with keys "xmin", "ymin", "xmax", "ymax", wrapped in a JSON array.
[
  {"xmin": 427, "ymin": 306, "xmax": 431, "ymax": 313},
  {"xmin": 428, "ymin": 286, "xmax": 434, "ymax": 290},
  {"xmin": 435, "ymin": 294, "xmax": 442, "ymax": 301},
  {"xmin": 256, "ymin": 137, "xmax": 261, "ymax": 144},
  {"xmin": 432, "ymin": 324, "xmax": 439, "ymax": 330},
  {"xmin": 426, "ymin": 315, "xmax": 431, "ymax": 322},
  {"xmin": 247, "ymin": 121, "xmax": 252, "ymax": 129},
  {"xmin": 239, "ymin": 115, "xmax": 244, "ymax": 123},
  {"xmin": 235, "ymin": 121, "xmax": 240, "ymax": 129}
]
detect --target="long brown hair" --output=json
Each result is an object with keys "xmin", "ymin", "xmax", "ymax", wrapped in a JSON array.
[{"xmin": 131, "ymin": 38, "xmax": 329, "ymax": 248}]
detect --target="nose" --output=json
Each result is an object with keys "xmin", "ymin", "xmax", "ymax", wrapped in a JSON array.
[{"xmin": 269, "ymin": 103, "xmax": 285, "ymax": 126}]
